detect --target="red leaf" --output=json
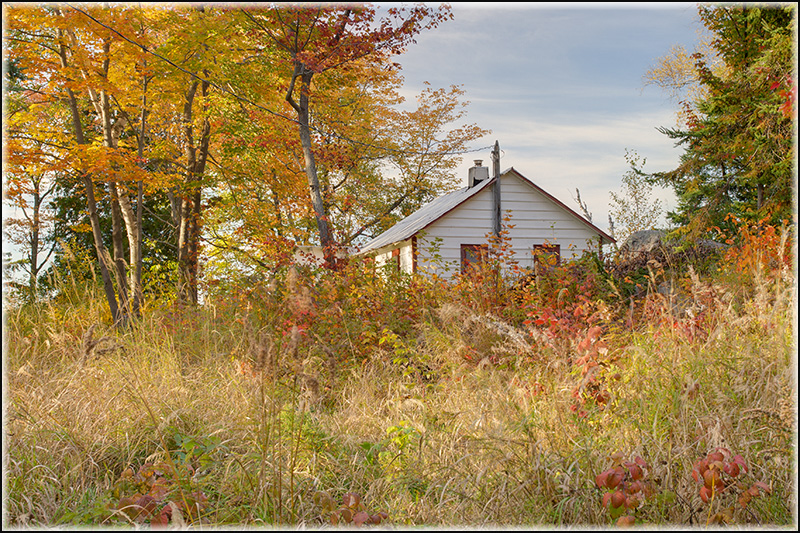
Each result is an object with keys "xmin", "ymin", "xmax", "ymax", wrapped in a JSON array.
[
  {"xmin": 627, "ymin": 464, "xmax": 643, "ymax": 481},
  {"xmin": 723, "ymin": 462, "xmax": 740, "ymax": 478},
  {"xmin": 753, "ymin": 481, "xmax": 771, "ymax": 494},
  {"xmin": 610, "ymin": 490, "xmax": 626, "ymax": 508},
  {"xmin": 353, "ymin": 511, "xmax": 370, "ymax": 526},
  {"xmin": 738, "ymin": 492, "xmax": 752, "ymax": 507},
  {"xmin": 151, "ymin": 505, "xmax": 172, "ymax": 529},
  {"xmin": 616, "ymin": 515, "xmax": 636, "ymax": 527},
  {"xmin": 342, "ymin": 492, "xmax": 362, "ymax": 509},
  {"xmin": 586, "ymin": 326, "xmax": 603, "ymax": 341},
  {"xmin": 602, "ymin": 492, "xmax": 613, "ymax": 508}
]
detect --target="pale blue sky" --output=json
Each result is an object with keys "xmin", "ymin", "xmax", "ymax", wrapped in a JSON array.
[
  {"xmin": 3, "ymin": 2, "xmax": 703, "ymax": 278},
  {"xmin": 389, "ymin": 2, "xmax": 704, "ymax": 232}
]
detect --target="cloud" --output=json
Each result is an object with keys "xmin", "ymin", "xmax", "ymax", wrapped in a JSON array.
[
  {"xmin": 389, "ymin": 3, "xmax": 700, "ymax": 233},
  {"xmin": 448, "ymin": 108, "xmax": 681, "ymax": 232}
]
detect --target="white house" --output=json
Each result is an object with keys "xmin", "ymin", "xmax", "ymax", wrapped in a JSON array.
[
  {"xmin": 356, "ymin": 150, "xmax": 615, "ymax": 279},
  {"xmin": 294, "ymin": 245, "xmax": 355, "ymax": 267}
]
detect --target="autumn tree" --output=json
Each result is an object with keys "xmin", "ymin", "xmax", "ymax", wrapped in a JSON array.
[
  {"xmin": 147, "ymin": 6, "xmax": 241, "ymax": 304},
  {"xmin": 5, "ymin": 6, "xmax": 123, "ymax": 322},
  {"xmin": 302, "ymin": 61, "xmax": 404, "ymax": 247},
  {"xmin": 5, "ymin": 5, "xmax": 220, "ymax": 320},
  {"xmin": 66, "ymin": 7, "xmax": 151, "ymax": 320},
  {"xmin": 196, "ymin": 8, "xmax": 315, "ymax": 275},
  {"xmin": 643, "ymin": 39, "xmax": 718, "ymax": 128},
  {"xmin": 346, "ymin": 82, "xmax": 490, "ymax": 243},
  {"xmin": 3, "ymin": 53, "xmax": 63, "ymax": 300},
  {"xmin": 240, "ymin": 3, "xmax": 453, "ymax": 268},
  {"xmin": 645, "ymin": 4, "xmax": 796, "ymax": 238},
  {"xmin": 2, "ymin": 168, "xmax": 57, "ymax": 301},
  {"xmin": 204, "ymin": 55, "xmax": 488, "ymax": 275},
  {"xmin": 5, "ymin": 4, "xmax": 259, "ymax": 313},
  {"xmin": 3, "ymin": 132, "xmax": 60, "ymax": 301},
  {"xmin": 608, "ymin": 150, "xmax": 664, "ymax": 247}
]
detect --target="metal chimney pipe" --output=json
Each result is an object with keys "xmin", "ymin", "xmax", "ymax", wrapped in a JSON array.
[
  {"xmin": 491, "ymin": 141, "xmax": 501, "ymax": 237},
  {"xmin": 468, "ymin": 159, "xmax": 489, "ymax": 187}
]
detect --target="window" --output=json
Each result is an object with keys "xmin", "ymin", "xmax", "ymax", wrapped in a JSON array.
[
  {"xmin": 533, "ymin": 244, "xmax": 560, "ymax": 271},
  {"xmin": 461, "ymin": 244, "xmax": 488, "ymax": 274}
]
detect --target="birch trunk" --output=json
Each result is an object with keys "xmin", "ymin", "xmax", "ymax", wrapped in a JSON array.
[{"xmin": 57, "ymin": 28, "xmax": 122, "ymax": 325}]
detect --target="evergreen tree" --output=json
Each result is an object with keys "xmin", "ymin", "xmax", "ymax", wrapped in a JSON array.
[{"xmin": 649, "ymin": 5, "xmax": 795, "ymax": 238}]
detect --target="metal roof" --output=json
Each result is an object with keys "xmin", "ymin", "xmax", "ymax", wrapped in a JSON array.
[
  {"xmin": 357, "ymin": 176, "xmax": 495, "ymax": 255},
  {"xmin": 357, "ymin": 167, "xmax": 615, "ymax": 255}
]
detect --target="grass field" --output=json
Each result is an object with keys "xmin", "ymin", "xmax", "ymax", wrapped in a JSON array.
[{"xmin": 3, "ymin": 223, "xmax": 797, "ymax": 528}]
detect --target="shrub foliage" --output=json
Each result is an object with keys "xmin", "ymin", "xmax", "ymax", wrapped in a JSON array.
[{"xmin": 4, "ymin": 218, "xmax": 795, "ymax": 527}]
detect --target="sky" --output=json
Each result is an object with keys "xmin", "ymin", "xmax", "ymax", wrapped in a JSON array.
[
  {"xmin": 386, "ymin": 2, "xmax": 705, "ymax": 234},
  {"xmin": 2, "ymin": 2, "xmax": 705, "ymax": 280}
]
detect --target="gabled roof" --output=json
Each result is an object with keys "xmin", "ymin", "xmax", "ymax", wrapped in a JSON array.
[
  {"xmin": 357, "ymin": 176, "xmax": 495, "ymax": 255},
  {"xmin": 357, "ymin": 167, "xmax": 614, "ymax": 255}
]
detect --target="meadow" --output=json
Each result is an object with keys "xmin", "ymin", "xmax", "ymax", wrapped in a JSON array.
[{"xmin": 3, "ymin": 219, "xmax": 796, "ymax": 528}]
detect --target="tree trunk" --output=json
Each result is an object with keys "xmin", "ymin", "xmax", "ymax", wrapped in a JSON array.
[
  {"xmin": 176, "ymin": 82, "xmax": 197, "ymax": 303},
  {"xmin": 90, "ymin": 33, "xmax": 145, "ymax": 322},
  {"xmin": 177, "ymin": 79, "xmax": 211, "ymax": 304},
  {"xmin": 24, "ymin": 177, "xmax": 57, "ymax": 301},
  {"xmin": 108, "ymin": 182, "xmax": 130, "ymax": 311},
  {"xmin": 99, "ymin": 76, "xmax": 135, "ymax": 324},
  {"xmin": 133, "ymin": 73, "xmax": 149, "ymax": 318},
  {"xmin": 287, "ymin": 65, "xmax": 337, "ymax": 269},
  {"xmin": 57, "ymin": 31, "xmax": 122, "ymax": 325},
  {"xmin": 84, "ymin": 173, "xmax": 123, "ymax": 326},
  {"xmin": 29, "ymin": 187, "xmax": 40, "ymax": 298},
  {"xmin": 757, "ymin": 183, "xmax": 764, "ymax": 211}
]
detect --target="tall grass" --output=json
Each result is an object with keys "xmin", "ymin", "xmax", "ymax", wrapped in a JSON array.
[{"xmin": 3, "ymin": 222, "xmax": 796, "ymax": 528}]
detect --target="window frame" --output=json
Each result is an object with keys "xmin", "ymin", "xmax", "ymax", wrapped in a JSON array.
[
  {"xmin": 461, "ymin": 243, "xmax": 489, "ymax": 274},
  {"xmin": 533, "ymin": 243, "xmax": 561, "ymax": 271}
]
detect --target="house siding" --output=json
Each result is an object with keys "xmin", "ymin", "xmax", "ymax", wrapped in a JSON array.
[
  {"xmin": 415, "ymin": 187, "xmax": 493, "ymax": 277},
  {"xmin": 372, "ymin": 239, "xmax": 415, "ymax": 274},
  {"xmin": 414, "ymin": 173, "xmax": 601, "ymax": 278},
  {"xmin": 502, "ymin": 175, "xmax": 602, "ymax": 270}
]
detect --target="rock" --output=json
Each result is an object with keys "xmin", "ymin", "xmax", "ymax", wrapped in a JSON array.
[
  {"xmin": 618, "ymin": 229, "xmax": 727, "ymax": 261},
  {"xmin": 618, "ymin": 230, "xmax": 668, "ymax": 259}
]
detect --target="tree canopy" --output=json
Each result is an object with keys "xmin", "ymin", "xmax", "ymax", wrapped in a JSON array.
[
  {"xmin": 645, "ymin": 4, "xmax": 796, "ymax": 239},
  {"xmin": 3, "ymin": 3, "xmax": 491, "ymax": 316}
]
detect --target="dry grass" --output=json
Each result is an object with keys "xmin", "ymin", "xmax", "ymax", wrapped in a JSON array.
[{"xmin": 3, "ymin": 251, "xmax": 797, "ymax": 529}]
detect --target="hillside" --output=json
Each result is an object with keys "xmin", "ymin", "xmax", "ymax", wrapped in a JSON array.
[{"xmin": 3, "ymin": 219, "xmax": 796, "ymax": 528}]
